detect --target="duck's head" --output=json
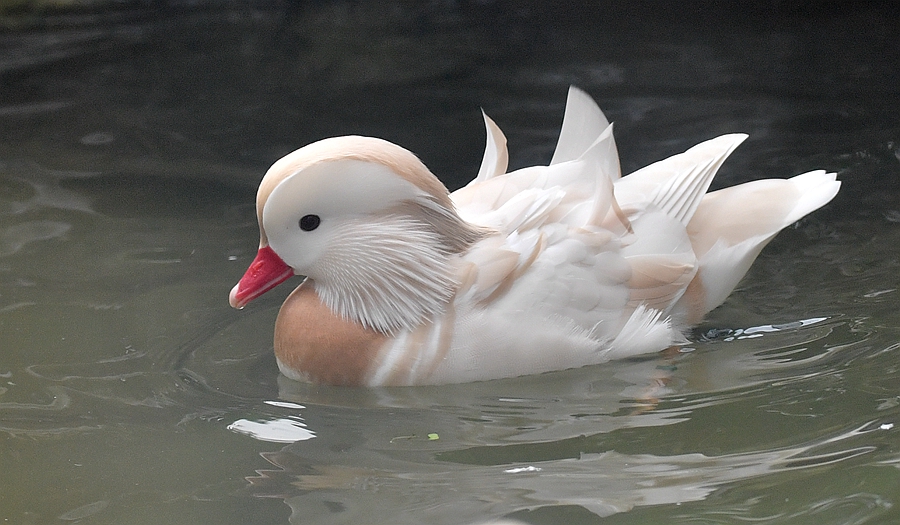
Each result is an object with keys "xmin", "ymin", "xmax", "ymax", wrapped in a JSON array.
[{"xmin": 229, "ymin": 136, "xmax": 485, "ymax": 333}]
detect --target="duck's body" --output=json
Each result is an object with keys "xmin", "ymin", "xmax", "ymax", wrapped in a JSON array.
[{"xmin": 229, "ymin": 88, "xmax": 840, "ymax": 386}]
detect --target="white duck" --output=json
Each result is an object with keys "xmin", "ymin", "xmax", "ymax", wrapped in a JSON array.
[{"xmin": 229, "ymin": 87, "xmax": 840, "ymax": 386}]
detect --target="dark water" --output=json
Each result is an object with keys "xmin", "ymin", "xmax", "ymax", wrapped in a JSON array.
[{"xmin": 1, "ymin": 2, "xmax": 899, "ymax": 524}]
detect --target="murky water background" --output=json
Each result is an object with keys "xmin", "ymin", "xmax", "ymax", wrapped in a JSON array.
[{"xmin": 2, "ymin": 2, "xmax": 899, "ymax": 524}]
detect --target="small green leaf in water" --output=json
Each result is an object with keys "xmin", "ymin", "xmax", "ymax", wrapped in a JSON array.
[{"xmin": 427, "ymin": 433, "xmax": 439, "ymax": 441}]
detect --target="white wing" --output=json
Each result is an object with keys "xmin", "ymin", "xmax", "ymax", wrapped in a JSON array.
[{"xmin": 614, "ymin": 133, "xmax": 748, "ymax": 224}]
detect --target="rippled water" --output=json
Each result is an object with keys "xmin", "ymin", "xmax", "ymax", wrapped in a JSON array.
[{"xmin": 1, "ymin": 3, "xmax": 899, "ymax": 524}]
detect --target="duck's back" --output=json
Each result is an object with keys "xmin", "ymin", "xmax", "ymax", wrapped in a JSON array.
[{"xmin": 427, "ymin": 88, "xmax": 839, "ymax": 384}]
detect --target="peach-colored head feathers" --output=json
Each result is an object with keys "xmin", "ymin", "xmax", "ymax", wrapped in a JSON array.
[{"xmin": 255, "ymin": 136, "xmax": 453, "ymax": 245}]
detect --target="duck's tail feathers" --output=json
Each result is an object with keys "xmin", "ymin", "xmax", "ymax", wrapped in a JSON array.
[
  {"xmin": 550, "ymin": 86, "xmax": 614, "ymax": 170},
  {"xmin": 674, "ymin": 170, "xmax": 840, "ymax": 322}
]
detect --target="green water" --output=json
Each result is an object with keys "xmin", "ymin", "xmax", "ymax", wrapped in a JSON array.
[{"xmin": 1, "ymin": 3, "xmax": 899, "ymax": 524}]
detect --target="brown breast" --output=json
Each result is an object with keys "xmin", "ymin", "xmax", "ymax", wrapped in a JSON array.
[{"xmin": 273, "ymin": 282, "xmax": 388, "ymax": 385}]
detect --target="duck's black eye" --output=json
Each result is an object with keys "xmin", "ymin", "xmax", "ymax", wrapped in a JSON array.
[{"xmin": 299, "ymin": 214, "xmax": 321, "ymax": 231}]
